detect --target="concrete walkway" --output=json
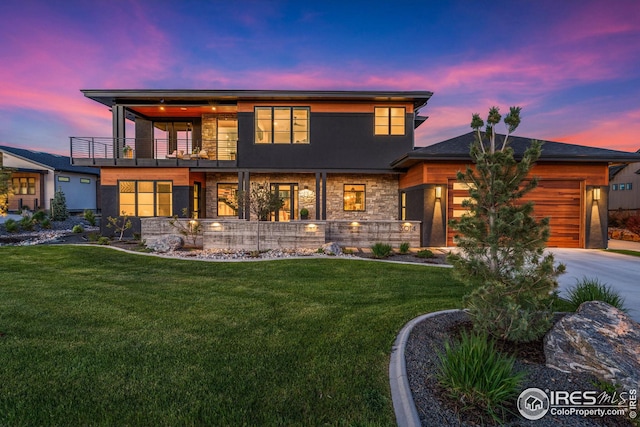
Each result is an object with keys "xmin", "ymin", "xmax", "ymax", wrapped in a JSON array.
[{"xmin": 550, "ymin": 240, "xmax": 640, "ymax": 322}]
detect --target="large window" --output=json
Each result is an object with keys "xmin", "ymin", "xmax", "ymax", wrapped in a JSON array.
[
  {"xmin": 12, "ymin": 177, "xmax": 36, "ymax": 195},
  {"xmin": 255, "ymin": 107, "xmax": 309, "ymax": 144},
  {"xmin": 374, "ymin": 107, "xmax": 405, "ymax": 135},
  {"xmin": 344, "ymin": 184, "xmax": 366, "ymax": 211},
  {"xmin": 217, "ymin": 183, "xmax": 238, "ymax": 217},
  {"xmin": 119, "ymin": 180, "xmax": 172, "ymax": 217}
]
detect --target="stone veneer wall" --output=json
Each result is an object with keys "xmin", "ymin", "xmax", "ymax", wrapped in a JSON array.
[
  {"xmin": 141, "ymin": 218, "xmax": 421, "ymax": 250},
  {"xmin": 325, "ymin": 174, "xmax": 399, "ymax": 220},
  {"xmin": 205, "ymin": 172, "xmax": 399, "ymax": 221}
]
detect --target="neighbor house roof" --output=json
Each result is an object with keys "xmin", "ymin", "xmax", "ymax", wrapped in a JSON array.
[
  {"xmin": 0, "ymin": 146, "xmax": 100, "ymax": 175},
  {"xmin": 392, "ymin": 132, "xmax": 640, "ymax": 168}
]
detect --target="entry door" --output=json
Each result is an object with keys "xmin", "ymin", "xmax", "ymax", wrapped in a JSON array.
[{"xmin": 270, "ymin": 184, "xmax": 299, "ymax": 221}]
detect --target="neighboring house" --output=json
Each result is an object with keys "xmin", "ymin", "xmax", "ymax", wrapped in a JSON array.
[
  {"xmin": 609, "ymin": 157, "xmax": 640, "ymax": 213},
  {"xmin": 70, "ymin": 89, "xmax": 640, "ymax": 249},
  {"xmin": 0, "ymin": 146, "xmax": 100, "ymax": 212},
  {"xmin": 392, "ymin": 133, "xmax": 640, "ymax": 248}
]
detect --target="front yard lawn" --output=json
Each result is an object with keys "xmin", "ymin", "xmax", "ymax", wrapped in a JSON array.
[{"xmin": 0, "ymin": 246, "xmax": 464, "ymax": 426}]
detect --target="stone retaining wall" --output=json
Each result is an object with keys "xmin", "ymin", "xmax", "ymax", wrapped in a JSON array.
[{"xmin": 141, "ymin": 218, "xmax": 421, "ymax": 250}]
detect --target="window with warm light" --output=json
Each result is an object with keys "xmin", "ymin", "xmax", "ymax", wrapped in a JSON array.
[
  {"xmin": 118, "ymin": 180, "xmax": 172, "ymax": 217},
  {"xmin": 344, "ymin": 184, "xmax": 366, "ymax": 211},
  {"xmin": 217, "ymin": 183, "xmax": 238, "ymax": 216},
  {"xmin": 374, "ymin": 107, "xmax": 405, "ymax": 135},
  {"xmin": 12, "ymin": 177, "xmax": 36, "ymax": 195},
  {"xmin": 255, "ymin": 107, "xmax": 309, "ymax": 144}
]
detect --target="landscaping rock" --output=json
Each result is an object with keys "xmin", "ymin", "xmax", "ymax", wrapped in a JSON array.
[
  {"xmin": 322, "ymin": 242, "xmax": 342, "ymax": 256},
  {"xmin": 147, "ymin": 235, "xmax": 184, "ymax": 253},
  {"xmin": 544, "ymin": 301, "xmax": 640, "ymax": 391}
]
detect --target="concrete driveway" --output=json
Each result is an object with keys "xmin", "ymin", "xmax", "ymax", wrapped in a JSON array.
[{"xmin": 550, "ymin": 240, "xmax": 640, "ymax": 322}]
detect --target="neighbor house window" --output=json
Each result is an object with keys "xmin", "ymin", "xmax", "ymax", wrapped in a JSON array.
[
  {"xmin": 217, "ymin": 183, "xmax": 238, "ymax": 217},
  {"xmin": 118, "ymin": 180, "xmax": 172, "ymax": 217},
  {"xmin": 12, "ymin": 177, "xmax": 36, "ymax": 195},
  {"xmin": 80, "ymin": 178, "xmax": 91, "ymax": 184},
  {"xmin": 626, "ymin": 183, "xmax": 633, "ymax": 190},
  {"xmin": 344, "ymin": 184, "xmax": 366, "ymax": 211},
  {"xmin": 57, "ymin": 176, "xmax": 70, "ymax": 182},
  {"xmin": 255, "ymin": 107, "xmax": 309, "ymax": 144},
  {"xmin": 612, "ymin": 184, "xmax": 618, "ymax": 190},
  {"xmin": 374, "ymin": 107, "xmax": 405, "ymax": 135}
]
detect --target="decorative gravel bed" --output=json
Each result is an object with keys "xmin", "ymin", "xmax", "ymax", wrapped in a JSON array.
[
  {"xmin": 405, "ymin": 310, "xmax": 634, "ymax": 426},
  {"xmin": 0, "ymin": 216, "xmax": 98, "ymax": 246}
]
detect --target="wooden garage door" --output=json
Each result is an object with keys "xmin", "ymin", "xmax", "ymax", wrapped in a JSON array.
[{"xmin": 447, "ymin": 179, "xmax": 583, "ymax": 248}]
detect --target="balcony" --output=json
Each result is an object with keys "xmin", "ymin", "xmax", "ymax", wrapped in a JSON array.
[{"xmin": 70, "ymin": 137, "xmax": 238, "ymax": 168}]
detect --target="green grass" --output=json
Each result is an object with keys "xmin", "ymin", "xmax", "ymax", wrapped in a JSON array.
[
  {"xmin": 606, "ymin": 249, "xmax": 640, "ymax": 257},
  {"xmin": 0, "ymin": 246, "xmax": 464, "ymax": 426}
]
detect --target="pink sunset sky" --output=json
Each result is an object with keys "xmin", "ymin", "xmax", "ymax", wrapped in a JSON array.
[{"xmin": 0, "ymin": 0, "xmax": 639, "ymax": 154}]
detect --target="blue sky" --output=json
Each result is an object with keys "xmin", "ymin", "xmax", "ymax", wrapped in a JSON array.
[{"xmin": 1, "ymin": 0, "xmax": 639, "ymax": 154}]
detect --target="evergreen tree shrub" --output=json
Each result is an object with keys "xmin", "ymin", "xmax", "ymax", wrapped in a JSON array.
[{"xmin": 51, "ymin": 187, "xmax": 69, "ymax": 221}]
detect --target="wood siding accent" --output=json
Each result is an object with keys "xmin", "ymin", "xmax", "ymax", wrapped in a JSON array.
[
  {"xmin": 100, "ymin": 168, "xmax": 190, "ymax": 186},
  {"xmin": 238, "ymin": 101, "xmax": 414, "ymax": 113},
  {"xmin": 447, "ymin": 178, "xmax": 584, "ymax": 248},
  {"xmin": 401, "ymin": 162, "xmax": 607, "ymax": 189}
]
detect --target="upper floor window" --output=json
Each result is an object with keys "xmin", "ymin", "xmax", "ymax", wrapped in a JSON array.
[
  {"xmin": 255, "ymin": 107, "xmax": 309, "ymax": 144},
  {"xmin": 119, "ymin": 180, "xmax": 172, "ymax": 217},
  {"xmin": 375, "ymin": 107, "xmax": 405, "ymax": 135}
]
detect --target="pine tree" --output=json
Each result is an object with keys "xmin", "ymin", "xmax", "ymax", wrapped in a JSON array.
[
  {"xmin": 51, "ymin": 187, "xmax": 69, "ymax": 221},
  {"xmin": 448, "ymin": 106, "xmax": 565, "ymax": 342}
]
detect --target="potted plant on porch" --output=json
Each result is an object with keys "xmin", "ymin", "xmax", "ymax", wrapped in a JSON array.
[{"xmin": 300, "ymin": 208, "xmax": 309, "ymax": 220}]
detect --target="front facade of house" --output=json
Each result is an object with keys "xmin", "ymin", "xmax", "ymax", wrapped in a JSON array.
[
  {"xmin": 0, "ymin": 146, "xmax": 99, "ymax": 212},
  {"xmin": 71, "ymin": 89, "xmax": 640, "ymax": 249},
  {"xmin": 71, "ymin": 90, "xmax": 432, "ymax": 246}
]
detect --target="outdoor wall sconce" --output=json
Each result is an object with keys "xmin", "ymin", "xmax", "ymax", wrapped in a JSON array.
[
  {"xmin": 349, "ymin": 221, "xmax": 360, "ymax": 232},
  {"xmin": 210, "ymin": 222, "xmax": 222, "ymax": 231},
  {"xmin": 305, "ymin": 223, "xmax": 318, "ymax": 232},
  {"xmin": 593, "ymin": 187, "xmax": 601, "ymax": 201},
  {"xmin": 435, "ymin": 186, "xmax": 442, "ymax": 199},
  {"xmin": 401, "ymin": 222, "xmax": 414, "ymax": 232}
]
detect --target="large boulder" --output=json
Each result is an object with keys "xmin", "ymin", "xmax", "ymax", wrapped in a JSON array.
[
  {"xmin": 544, "ymin": 301, "xmax": 640, "ymax": 391},
  {"xmin": 322, "ymin": 242, "xmax": 342, "ymax": 256},
  {"xmin": 147, "ymin": 235, "xmax": 184, "ymax": 253}
]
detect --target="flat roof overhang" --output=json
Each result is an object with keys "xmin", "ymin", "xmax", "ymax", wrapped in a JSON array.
[{"xmin": 81, "ymin": 89, "xmax": 434, "ymax": 112}]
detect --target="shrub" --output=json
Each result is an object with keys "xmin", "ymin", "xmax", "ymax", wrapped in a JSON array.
[
  {"xmin": 83, "ymin": 210, "xmax": 97, "ymax": 226},
  {"xmin": 97, "ymin": 236, "xmax": 110, "ymax": 245},
  {"xmin": 40, "ymin": 218, "xmax": 51, "ymax": 229},
  {"xmin": 437, "ymin": 331, "xmax": 524, "ymax": 423},
  {"xmin": 72, "ymin": 224, "xmax": 84, "ymax": 233},
  {"xmin": 4, "ymin": 218, "xmax": 19, "ymax": 233},
  {"xmin": 416, "ymin": 249, "xmax": 434, "ymax": 258},
  {"xmin": 399, "ymin": 242, "xmax": 410, "ymax": 254},
  {"xmin": 19, "ymin": 213, "xmax": 35, "ymax": 231},
  {"xmin": 300, "ymin": 208, "xmax": 309, "ymax": 219},
  {"xmin": 51, "ymin": 188, "xmax": 69, "ymax": 221},
  {"xmin": 87, "ymin": 232, "xmax": 100, "ymax": 242},
  {"xmin": 566, "ymin": 277, "xmax": 627, "ymax": 312},
  {"xmin": 626, "ymin": 215, "xmax": 640, "ymax": 236},
  {"xmin": 32, "ymin": 210, "xmax": 47, "ymax": 223},
  {"xmin": 370, "ymin": 242, "xmax": 393, "ymax": 259}
]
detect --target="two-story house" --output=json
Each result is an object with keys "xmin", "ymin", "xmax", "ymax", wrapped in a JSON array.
[
  {"xmin": 72, "ymin": 89, "xmax": 640, "ymax": 250},
  {"xmin": 71, "ymin": 90, "xmax": 432, "ymax": 248}
]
